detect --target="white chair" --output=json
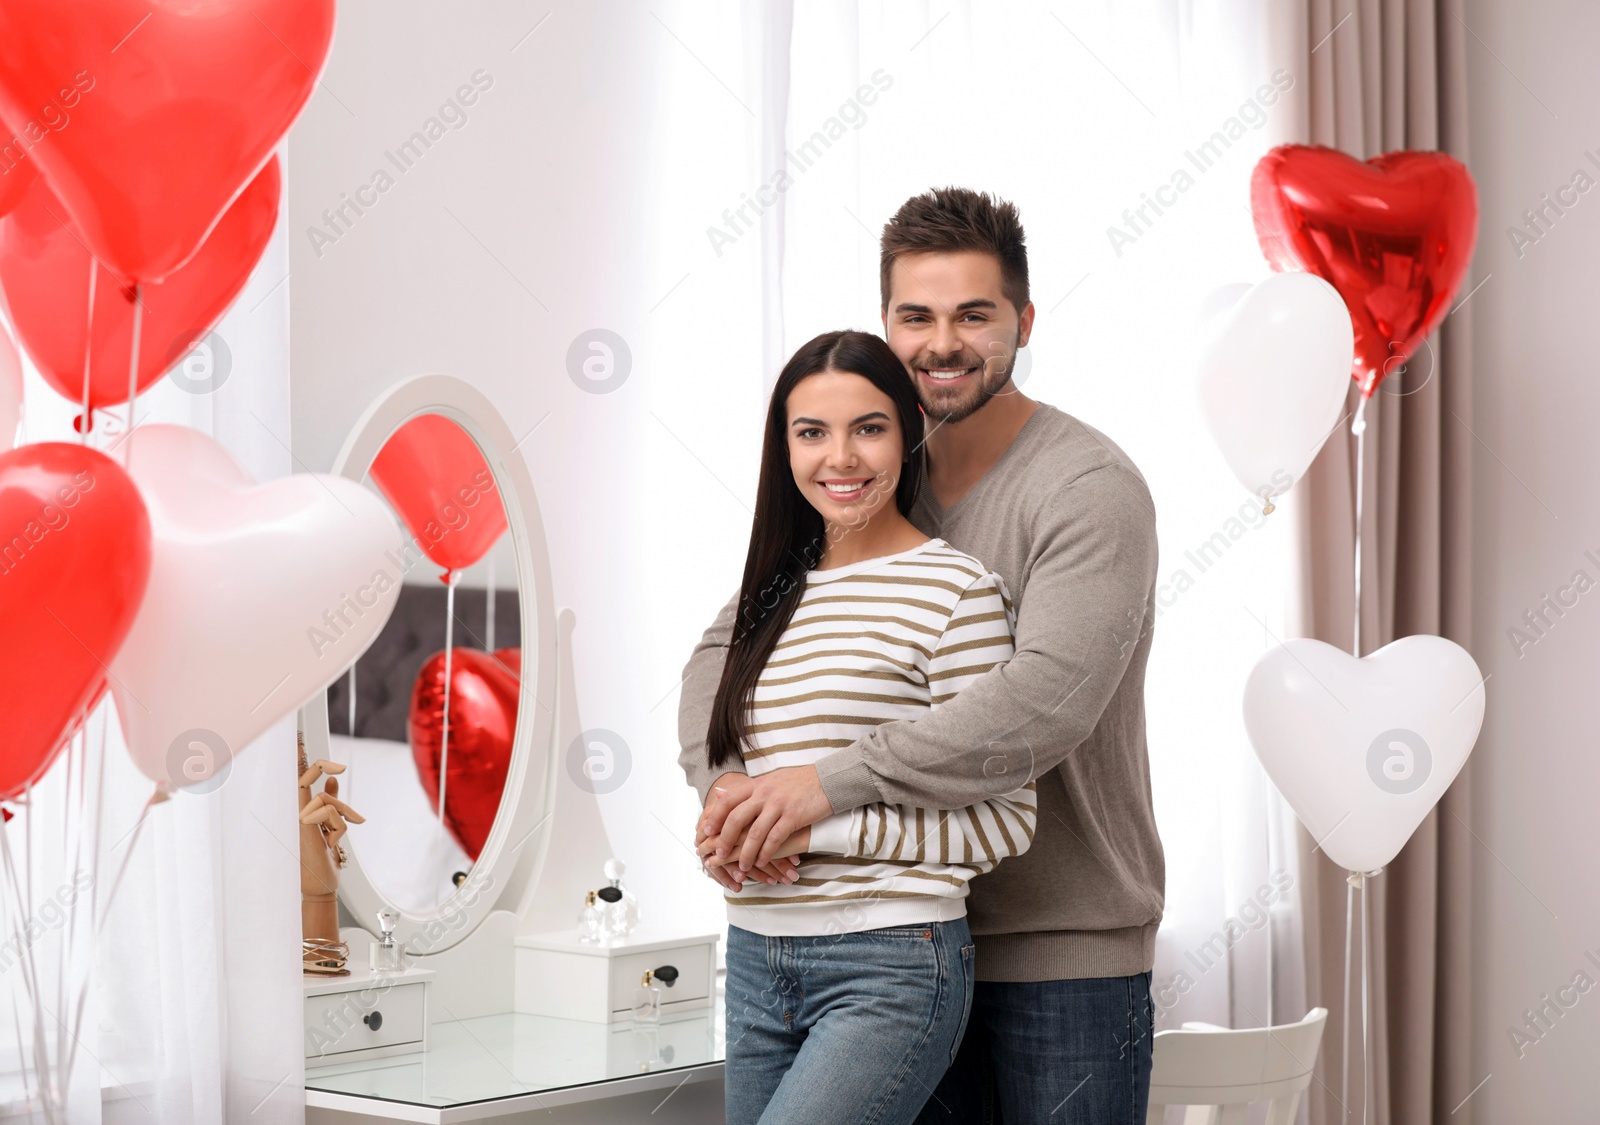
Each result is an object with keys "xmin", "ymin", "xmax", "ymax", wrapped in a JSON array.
[{"xmin": 1145, "ymin": 1007, "xmax": 1328, "ymax": 1125}]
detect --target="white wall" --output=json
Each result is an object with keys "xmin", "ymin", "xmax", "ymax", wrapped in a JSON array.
[
  {"xmin": 1465, "ymin": 0, "xmax": 1600, "ymax": 1116},
  {"xmin": 288, "ymin": 0, "xmax": 768, "ymax": 945}
]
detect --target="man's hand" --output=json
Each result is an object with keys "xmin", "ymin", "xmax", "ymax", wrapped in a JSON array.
[
  {"xmin": 702, "ymin": 765, "xmax": 833, "ymax": 871},
  {"xmin": 697, "ymin": 772, "xmax": 800, "ymax": 891}
]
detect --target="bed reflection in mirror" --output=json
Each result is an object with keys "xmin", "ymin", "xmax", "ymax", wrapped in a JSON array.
[{"xmin": 324, "ymin": 412, "xmax": 520, "ymax": 914}]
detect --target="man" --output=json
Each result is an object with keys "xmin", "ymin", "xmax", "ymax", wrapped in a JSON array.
[{"xmin": 679, "ymin": 187, "xmax": 1164, "ymax": 1123}]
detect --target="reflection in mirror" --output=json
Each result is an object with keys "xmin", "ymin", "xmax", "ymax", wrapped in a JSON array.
[{"xmin": 323, "ymin": 412, "xmax": 520, "ymax": 914}]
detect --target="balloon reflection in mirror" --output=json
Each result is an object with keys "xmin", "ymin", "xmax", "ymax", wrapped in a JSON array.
[{"xmin": 324, "ymin": 412, "xmax": 519, "ymax": 913}]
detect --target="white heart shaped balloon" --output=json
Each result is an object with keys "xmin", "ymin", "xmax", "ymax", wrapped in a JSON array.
[
  {"xmin": 1196, "ymin": 272, "xmax": 1354, "ymax": 503},
  {"xmin": 110, "ymin": 425, "xmax": 403, "ymax": 791},
  {"xmin": 1243, "ymin": 634, "xmax": 1486, "ymax": 872}
]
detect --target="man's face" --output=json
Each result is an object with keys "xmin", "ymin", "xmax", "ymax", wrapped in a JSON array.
[{"xmin": 883, "ymin": 250, "xmax": 1035, "ymax": 424}]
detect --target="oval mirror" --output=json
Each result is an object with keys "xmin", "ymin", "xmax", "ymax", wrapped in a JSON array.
[{"xmin": 299, "ymin": 374, "xmax": 556, "ymax": 955}]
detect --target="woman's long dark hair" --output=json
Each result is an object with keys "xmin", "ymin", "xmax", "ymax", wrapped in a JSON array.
[{"xmin": 706, "ymin": 330, "xmax": 925, "ymax": 771}]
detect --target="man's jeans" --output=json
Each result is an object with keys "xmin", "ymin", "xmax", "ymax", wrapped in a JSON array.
[
  {"xmin": 724, "ymin": 918, "xmax": 975, "ymax": 1125},
  {"xmin": 912, "ymin": 972, "xmax": 1156, "ymax": 1124}
]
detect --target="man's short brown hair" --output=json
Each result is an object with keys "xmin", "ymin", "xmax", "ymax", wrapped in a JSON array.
[{"xmin": 879, "ymin": 187, "xmax": 1029, "ymax": 313}]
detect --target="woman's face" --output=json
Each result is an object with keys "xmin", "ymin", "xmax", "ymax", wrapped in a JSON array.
[{"xmin": 786, "ymin": 369, "xmax": 905, "ymax": 531}]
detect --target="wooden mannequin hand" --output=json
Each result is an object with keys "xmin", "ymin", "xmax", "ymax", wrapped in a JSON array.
[{"xmin": 298, "ymin": 759, "xmax": 365, "ymax": 898}]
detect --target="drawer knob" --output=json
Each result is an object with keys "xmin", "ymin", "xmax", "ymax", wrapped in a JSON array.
[
  {"xmin": 363, "ymin": 1010, "xmax": 383, "ymax": 1032},
  {"xmin": 653, "ymin": 965, "xmax": 679, "ymax": 988}
]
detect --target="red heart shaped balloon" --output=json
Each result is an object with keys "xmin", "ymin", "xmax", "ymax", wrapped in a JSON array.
[
  {"xmin": 0, "ymin": 443, "xmax": 150, "ymax": 798},
  {"xmin": 408, "ymin": 647, "xmax": 521, "ymax": 861},
  {"xmin": 0, "ymin": 157, "xmax": 280, "ymax": 414},
  {"xmin": 370, "ymin": 415, "xmax": 508, "ymax": 578},
  {"xmin": 0, "ymin": 160, "xmax": 34, "ymax": 220},
  {"xmin": 0, "ymin": 0, "xmax": 332, "ymax": 282},
  {"xmin": 1250, "ymin": 145, "xmax": 1478, "ymax": 396}
]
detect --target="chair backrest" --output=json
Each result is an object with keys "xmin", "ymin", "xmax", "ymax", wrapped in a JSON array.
[{"xmin": 1145, "ymin": 1007, "xmax": 1328, "ymax": 1125}]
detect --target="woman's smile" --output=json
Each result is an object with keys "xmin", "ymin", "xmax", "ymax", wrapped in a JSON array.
[{"xmin": 817, "ymin": 477, "xmax": 873, "ymax": 502}]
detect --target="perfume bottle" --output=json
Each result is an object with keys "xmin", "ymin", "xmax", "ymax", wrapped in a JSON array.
[
  {"xmin": 632, "ymin": 963, "xmax": 678, "ymax": 1024},
  {"xmin": 577, "ymin": 890, "xmax": 603, "ymax": 944},
  {"xmin": 633, "ymin": 969, "xmax": 663, "ymax": 1024},
  {"xmin": 599, "ymin": 857, "xmax": 640, "ymax": 941},
  {"xmin": 370, "ymin": 910, "xmax": 404, "ymax": 973}
]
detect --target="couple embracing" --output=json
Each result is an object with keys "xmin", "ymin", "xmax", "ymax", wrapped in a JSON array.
[{"xmin": 678, "ymin": 188, "xmax": 1165, "ymax": 1124}]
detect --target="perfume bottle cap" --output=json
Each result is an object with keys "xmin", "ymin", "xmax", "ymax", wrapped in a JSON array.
[
  {"xmin": 585, "ymin": 890, "xmax": 597, "ymax": 906},
  {"xmin": 604, "ymin": 857, "xmax": 625, "ymax": 883},
  {"xmin": 376, "ymin": 910, "xmax": 398, "ymax": 942}
]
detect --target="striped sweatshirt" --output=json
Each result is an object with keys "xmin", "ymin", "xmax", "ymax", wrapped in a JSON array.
[{"xmin": 724, "ymin": 537, "xmax": 1038, "ymax": 937}]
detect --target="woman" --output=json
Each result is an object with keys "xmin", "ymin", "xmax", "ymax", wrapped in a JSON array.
[{"xmin": 696, "ymin": 329, "xmax": 1037, "ymax": 1125}]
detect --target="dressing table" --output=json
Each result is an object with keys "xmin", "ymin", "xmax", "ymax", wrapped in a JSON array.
[
  {"xmin": 305, "ymin": 1002, "xmax": 724, "ymax": 1123},
  {"xmin": 299, "ymin": 375, "xmax": 725, "ymax": 1124}
]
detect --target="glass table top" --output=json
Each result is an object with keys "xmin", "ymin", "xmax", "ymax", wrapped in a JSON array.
[{"xmin": 304, "ymin": 1001, "xmax": 725, "ymax": 1111}]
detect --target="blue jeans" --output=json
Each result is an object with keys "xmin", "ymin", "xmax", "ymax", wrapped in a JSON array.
[
  {"xmin": 911, "ymin": 972, "xmax": 1155, "ymax": 1124},
  {"xmin": 724, "ymin": 918, "xmax": 975, "ymax": 1125}
]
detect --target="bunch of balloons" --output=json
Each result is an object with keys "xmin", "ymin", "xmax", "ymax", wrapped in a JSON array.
[
  {"xmin": 1198, "ymin": 144, "xmax": 1479, "ymax": 511},
  {"xmin": 0, "ymin": 1, "xmax": 370, "ymax": 801},
  {"xmin": 1198, "ymin": 142, "xmax": 1485, "ymax": 874}
]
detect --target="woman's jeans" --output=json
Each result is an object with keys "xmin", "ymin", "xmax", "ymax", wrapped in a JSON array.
[{"xmin": 724, "ymin": 918, "xmax": 975, "ymax": 1125}]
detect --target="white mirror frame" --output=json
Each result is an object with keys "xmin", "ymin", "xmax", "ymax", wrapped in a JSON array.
[{"xmin": 300, "ymin": 373, "xmax": 558, "ymax": 955}]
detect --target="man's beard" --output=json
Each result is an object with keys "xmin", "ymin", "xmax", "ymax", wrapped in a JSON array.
[{"xmin": 914, "ymin": 345, "xmax": 1018, "ymax": 425}]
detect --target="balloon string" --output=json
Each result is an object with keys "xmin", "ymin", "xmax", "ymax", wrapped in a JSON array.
[
  {"xmin": 124, "ymin": 283, "xmax": 142, "ymax": 470},
  {"xmin": 5, "ymin": 952, "xmax": 32, "ymax": 1117},
  {"xmin": 1341, "ymin": 872, "xmax": 1355, "ymax": 1119},
  {"xmin": 1361, "ymin": 874, "xmax": 1371, "ymax": 1125},
  {"xmin": 13, "ymin": 783, "xmax": 52, "ymax": 1119},
  {"xmin": 485, "ymin": 554, "xmax": 496, "ymax": 653},
  {"xmin": 95, "ymin": 786, "xmax": 168, "ymax": 938},
  {"xmin": 22, "ymin": 780, "xmax": 35, "ymax": 1028},
  {"xmin": 79, "ymin": 260, "xmax": 96, "ymax": 444},
  {"xmin": 0, "ymin": 809, "xmax": 47, "ymax": 1117},
  {"xmin": 437, "ymin": 572, "xmax": 458, "ymax": 831},
  {"xmin": 62, "ymin": 703, "xmax": 108, "ymax": 1091},
  {"xmin": 1264, "ymin": 786, "xmax": 1275, "ymax": 1030},
  {"xmin": 1345, "ymin": 382, "xmax": 1373, "ymax": 1120},
  {"xmin": 1351, "ymin": 392, "xmax": 1369, "ymax": 656},
  {"xmin": 0, "ymin": 805, "xmax": 31, "ymax": 1107},
  {"xmin": 53, "ymin": 719, "xmax": 77, "ymax": 1090}
]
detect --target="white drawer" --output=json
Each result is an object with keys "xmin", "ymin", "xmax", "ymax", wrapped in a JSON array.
[
  {"xmin": 605, "ymin": 947, "xmax": 711, "ymax": 1015},
  {"xmin": 515, "ymin": 927, "xmax": 720, "ymax": 1023},
  {"xmin": 305, "ymin": 979, "xmax": 427, "ymax": 1061}
]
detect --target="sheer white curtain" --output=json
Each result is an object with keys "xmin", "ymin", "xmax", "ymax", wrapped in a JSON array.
[
  {"xmin": 769, "ymin": 0, "xmax": 1311, "ymax": 1039},
  {"xmin": 639, "ymin": 0, "xmax": 799, "ymax": 937},
  {"xmin": 8, "ymin": 173, "xmax": 302, "ymax": 1124}
]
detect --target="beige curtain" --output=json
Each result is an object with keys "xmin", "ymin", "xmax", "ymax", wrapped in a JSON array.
[{"xmin": 1270, "ymin": 2, "xmax": 1477, "ymax": 1123}]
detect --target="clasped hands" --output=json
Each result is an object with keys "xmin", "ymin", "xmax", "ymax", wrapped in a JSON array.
[{"xmin": 694, "ymin": 766, "xmax": 833, "ymax": 893}]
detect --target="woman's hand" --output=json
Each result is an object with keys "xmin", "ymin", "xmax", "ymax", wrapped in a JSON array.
[
  {"xmin": 697, "ymin": 773, "xmax": 801, "ymax": 889},
  {"xmin": 699, "ymin": 825, "xmax": 810, "ymax": 871}
]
